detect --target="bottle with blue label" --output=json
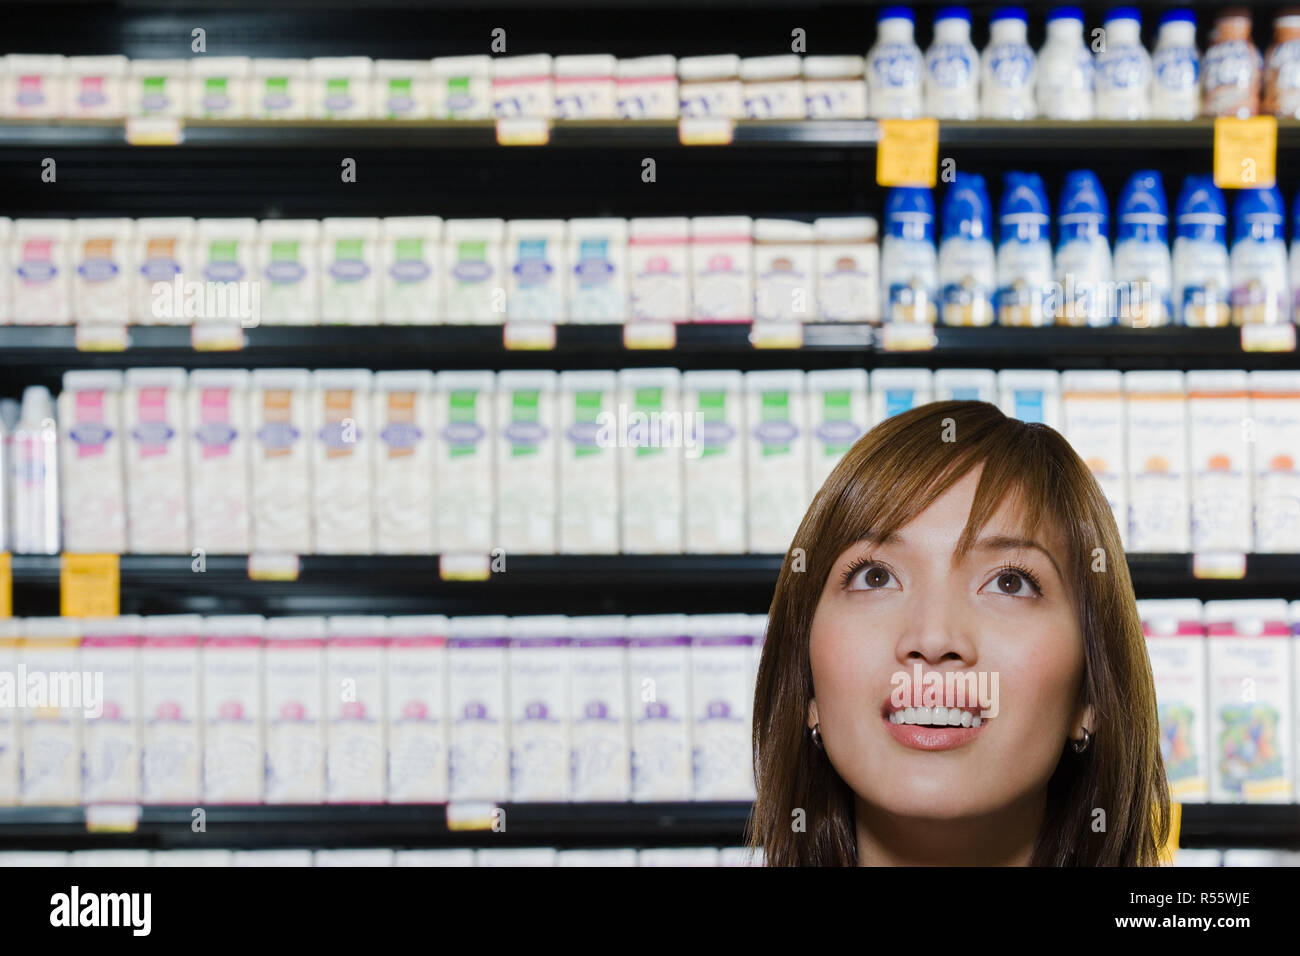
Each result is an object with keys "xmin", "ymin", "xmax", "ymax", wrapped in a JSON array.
[
  {"xmin": 1151, "ymin": 9, "xmax": 1200, "ymax": 120},
  {"xmin": 938, "ymin": 172, "xmax": 995, "ymax": 326},
  {"xmin": 881, "ymin": 187, "xmax": 938, "ymax": 324},
  {"xmin": 1095, "ymin": 7, "xmax": 1152, "ymax": 119},
  {"xmin": 1054, "ymin": 170, "xmax": 1113, "ymax": 326},
  {"xmin": 1113, "ymin": 170, "xmax": 1172, "ymax": 327},
  {"xmin": 924, "ymin": 7, "xmax": 979, "ymax": 119},
  {"xmin": 1171, "ymin": 175, "xmax": 1230, "ymax": 327},
  {"xmin": 1230, "ymin": 186, "xmax": 1290, "ymax": 325},
  {"xmin": 1037, "ymin": 6, "xmax": 1095, "ymax": 120},
  {"xmin": 995, "ymin": 172, "xmax": 1053, "ymax": 326},
  {"xmin": 981, "ymin": 7, "xmax": 1037, "ymax": 119},
  {"xmin": 868, "ymin": 6, "xmax": 924, "ymax": 118}
]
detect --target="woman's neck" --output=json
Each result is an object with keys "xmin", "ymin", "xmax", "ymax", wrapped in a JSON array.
[{"xmin": 854, "ymin": 790, "xmax": 1046, "ymax": 866}]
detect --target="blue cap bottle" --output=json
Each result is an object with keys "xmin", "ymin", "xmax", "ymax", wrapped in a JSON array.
[
  {"xmin": 1114, "ymin": 170, "xmax": 1171, "ymax": 325},
  {"xmin": 996, "ymin": 172, "xmax": 1053, "ymax": 325},
  {"xmin": 1055, "ymin": 171, "xmax": 1112, "ymax": 325},
  {"xmin": 939, "ymin": 173, "xmax": 995, "ymax": 325},
  {"xmin": 1230, "ymin": 185, "xmax": 1289, "ymax": 324},
  {"xmin": 1172, "ymin": 175, "xmax": 1229, "ymax": 325},
  {"xmin": 883, "ymin": 187, "xmax": 937, "ymax": 322}
]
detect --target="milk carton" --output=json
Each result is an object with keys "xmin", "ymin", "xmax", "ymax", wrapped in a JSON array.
[
  {"xmin": 508, "ymin": 615, "xmax": 571, "ymax": 801},
  {"xmin": 741, "ymin": 55, "xmax": 804, "ymax": 119},
  {"xmin": 187, "ymin": 369, "xmax": 252, "ymax": 555},
  {"xmin": 58, "ymin": 370, "xmax": 126, "ymax": 553},
  {"xmin": 558, "ymin": 371, "xmax": 619, "ymax": 554},
  {"xmin": 1205, "ymin": 600, "xmax": 1294, "ymax": 803},
  {"xmin": 5, "ymin": 55, "xmax": 64, "ymax": 118},
  {"xmin": 133, "ymin": 217, "xmax": 194, "ymax": 325},
  {"xmin": 934, "ymin": 368, "xmax": 997, "ymax": 403},
  {"xmin": 372, "ymin": 371, "xmax": 436, "ymax": 554},
  {"xmin": 616, "ymin": 55, "xmax": 679, "ymax": 119},
  {"xmin": 803, "ymin": 56, "xmax": 868, "ymax": 119},
  {"xmin": 250, "ymin": 58, "xmax": 310, "ymax": 119},
  {"xmin": 814, "ymin": 216, "xmax": 880, "ymax": 322},
  {"xmin": 1061, "ymin": 371, "xmax": 1129, "ymax": 548},
  {"xmin": 754, "ymin": 219, "xmax": 816, "ymax": 322},
  {"xmin": 1249, "ymin": 371, "xmax": 1300, "ymax": 552},
  {"xmin": 1172, "ymin": 175, "xmax": 1231, "ymax": 327},
  {"xmin": 447, "ymin": 616, "xmax": 509, "ymax": 802},
  {"xmin": 13, "ymin": 218, "xmax": 72, "ymax": 324},
  {"xmin": 325, "ymin": 616, "xmax": 387, "ymax": 802},
  {"xmin": 257, "ymin": 219, "xmax": 320, "ymax": 325},
  {"xmin": 869, "ymin": 368, "xmax": 933, "ymax": 424},
  {"xmin": 492, "ymin": 54, "xmax": 554, "ymax": 119},
  {"xmin": 618, "ymin": 368, "xmax": 683, "ymax": 553},
  {"xmin": 320, "ymin": 218, "xmax": 379, "ymax": 324},
  {"xmin": 442, "ymin": 219, "xmax": 506, "ymax": 324},
  {"xmin": 807, "ymin": 369, "xmax": 869, "ymax": 491},
  {"xmin": 263, "ymin": 616, "xmax": 326, "ymax": 803},
  {"xmin": 9, "ymin": 386, "xmax": 59, "ymax": 556},
  {"xmin": 981, "ymin": 7, "xmax": 1037, "ymax": 120},
  {"xmin": 434, "ymin": 371, "xmax": 495, "ymax": 552},
  {"xmin": 372, "ymin": 60, "xmax": 432, "ymax": 119},
  {"xmin": 627, "ymin": 614, "xmax": 692, "ymax": 801},
  {"xmin": 1187, "ymin": 371, "xmax": 1253, "ymax": 552},
  {"xmin": 79, "ymin": 616, "xmax": 141, "ymax": 804},
  {"xmin": 495, "ymin": 371, "xmax": 557, "ymax": 554},
  {"xmin": 998, "ymin": 370, "xmax": 1061, "ymax": 429},
  {"xmin": 124, "ymin": 367, "xmax": 190, "ymax": 553},
  {"xmin": 71, "ymin": 218, "xmax": 133, "ymax": 324},
  {"xmin": 691, "ymin": 216, "xmax": 753, "ymax": 322},
  {"xmin": 201, "ymin": 615, "xmax": 264, "ymax": 804},
  {"xmin": 1139, "ymin": 599, "xmax": 1209, "ymax": 802},
  {"xmin": 628, "ymin": 218, "xmax": 690, "ymax": 322},
  {"xmin": 64, "ymin": 55, "xmax": 128, "ymax": 119},
  {"xmin": 250, "ymin": 369, "xmax": 313, "ymax": 554},
  {"xmin": 690, "ymin": 614, "xmax": 756, "ymax": 800},
  {"xmin": 566, "ymin": 218, "xmax": 627, "ymax": 323},
  {"xmin": 881, "ymin": 188, "xmax": 938, "ymax": 324},
  {"xmin": 938, "ymin": 173, "xmax": 996, "ymax": 326},
  {"xmin": 554, "ymin": 54, "xmax": 617, "ymax": 118},
  {"xmin": 682, "ymin": 370, "xmax": 746, "ymax": 554},
  {"xmin": 1124, "ymin": 371, "xmax": 1190, "ymax": 552},
  {"xmin": 431, "ymin": 56, "xmax": 492, "ymax": 119},
  {"xmin": 139, "ymin": 614, "xmax": 203, "ymax": 803},
  {"xmin": 678, "ymin": 55, "xmax": 743, "ymax": 118},
  {"xmin": 924, "ymin": 8, "xmax": 979, "ymax": 119},
  {"xmin": 867, "ymin": 7, "xmax": 924, "ymax": 118},
  {"xmin": 379, "ymin": 217, "xmax": 441, "ymax": 324},
  {"xmin": 194, "ymin": 218, "xmax": 259, "ymax": 325},
  {"xmin": 506, "ymin": 220, "xmax": 566, "ymax": 322},
  {"xmin": 18, "ymin": 618, "xmax": 81, "ymax": 805},
  {"xmin": 0, "ymin": 621, "xmax": 20, "ymax": 803},
  {"xmin": 128, "ymin": 59, "xmax": 187, "ymax": 117},
  {"xmin": 0, "ymin": 217, "xmax": 10, "ymax": 323},
  {"xmin": 386, "ymin": 616, "xmax": 448, "ymax": 803},
  {"xmin": 311, "ymin": 369, "xmax": 373, "ymax": 554},
  {"xmin": 187, "ymin": 56, "xmax": 250, "ymax": 119},
  {"xmin": 745, "ymin": 370, "xmax": 809, "ymax": 554},
  {"xmin": 569, "ymin": 615, "xmax": 630, "ymax": 801},
  {"xmin": 1230, "ymin": 186, "xmax": 1290, "ymax": 325},
  {"xmin": 309, "ymin": 56, "xmax": 372, "ymax": 120}
]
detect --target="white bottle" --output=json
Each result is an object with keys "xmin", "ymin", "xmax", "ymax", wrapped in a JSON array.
[
  {"xmin": 924, "ymin": 7, "xmax": 979, "ymax": 119},
  {"xmin": 1037, "ymin": 6, "xmax": 1095, "ymax": 119},
  {"xmin": 9, "ymin": 386, "xmax": 59, "ymax": 554},
  {"xmin": 981, "ymin": 6, "xmax": 1037, "ymax": 119},
  {"xmin": 867, "ymin": 7, "xmax": 924, "ymax": 118},
  {"xmin": 1095, "ymin": 7, "xmax": 1152, "ymax": 119},
  {"xmin": 1150, "ymin": 9, "xmax": 1200, "ymax": 120}
]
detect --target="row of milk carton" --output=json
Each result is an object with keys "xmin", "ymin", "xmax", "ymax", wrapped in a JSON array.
[
  {"xmin": 0, "ymin": 612, "xmax": 767, "ymax": 806},
  {"xmin": 0, "ymin": 216, "xmax": 880, "ymax": 325}
]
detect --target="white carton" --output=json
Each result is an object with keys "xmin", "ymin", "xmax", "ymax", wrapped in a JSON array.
[
  {"xmin": 476, "ymin": 848, "xmax": 557, "ymax": 867},
  {"xmin": 309, "ymin": 56, "xmax": 372, "ymax": 119},
  {"xmin": 1139, "ymin": 599, "xmax": 1208, "ymax": 802},
  {"xmin": 58, "ymin": 370, "xmax": 126, "ymax": 553},
  {"xmin": 431, "ymin": 55, "xmax": 492, "ymax": 119},
  {"xmin": 682, "ymin": 370, "xmax": 746, "ymax": 553},
  {"xmin": 1294, "ymin": 601, "xmax": 1300, "ymax": 803},
  {"xmin": 566, "ymin": 218, "xmax": 628, "ymax": 323},
  {"xmin": 18, "ymin": 619, "xmax": 81, "ymax": 805},
  {"xmin": 447, "ymin": 616, "xmax": 509, "ymax": 801},
  {"xmin": 393, "ymin": 849, "xmax": 475, "ymax": 867},
  {"xmin": 618, "ymin": 368, "xmax": 683, "ymax": 553},
  {"xmin": 754, "ymin": 219, "xmax": 816, "ymax": 322},
  {"xmin": 508, "ymin": 615, "xmax": 571, "ymax": 801},
  {"xmin": 638, "ymin": 848, "xmax": 721, "ymax": 866},
  {"xmin": 691, "ymin": 216, "xmax": 753, "ymax": 322},
  {"xmin": 803, "ymin": 56, "xmax": 869, "ymax": 119},
  {"xmin": 741, "ymin": 55, "xmax": 804, "ymax": 119},
  {"xmin": 434, "ymin": 371, "xmax": 495, "ymax": 552},
  {"xmin": 5, "ymin": 55, "xmax": 65, "ymax": 119},
  {"xmin": 1124, "ymin": 371, "xmax": 1190, "ymax": 553},
  {"xmin": 569, "ymin": 615, "xmax": 630, "ymax": 801},
  {"xmin": 193, "ymin": 218, "xmax": 259, "ymax": 325},
  {"xmin": 1249, "ymin": 371, "xmax": 1300, "ymax": 552},
  {"xmin": 495, "ymin": 371, "xmax": 557, "ymax": 554},
  {"xmin": 187, "ymin": 56, "xmax": 250, "ymax": 119},
  {"xmin": 746, "ymin": 370, "xmax": 809, "ymax": 553},
  {"xmin": 442, "ymin": 219, "xmax": 506, "ymax": 324},
  {"xmin": 320, "ymin": 218, "xmax": 380, "ymax": 324},
  {"xmin": 380, "ymin": 216, "xmax": 442, "ymax": 324},
  {"xmin": 128, "ymin": 59, "xmax": 187, "ymax": 117},
  {"xmin": 65, "ymin": 55, "xmax": 127, "ymax": 119},
  {"xmin": 133, "ymin": 217, "xmax": 194, "ymax": 325},
  {"xmin": 13, "ymin": 218, "xmax": 72, "ymax": 324},
  {"xmin": 124, "ymin": 367, "xmax": 190, "ymax": 553},
  {"xmin": 998, "ymin": 369, "xmax": 1062, "ymax": 429},
  {"xmin": 1205, "ymin": 600, "xmax": 1294, "ymax": 803},
  {"xmin": 0, "ymin": 216, "xmax": 10, "ymax": 322},
  {"xmin": 492, "ymin": 54, "xmax": 554, "ymax": 119},
  {"xmin": 690, "ymin": 614, "xmax": 757, "ymax": 800},
  {"xmin": 232, "ymin": 849, "xmax": 314, "ymax": 867},
  {"xmin": 325, "ymin": 616, "xmax": 387, "ymax": 802},
  {"xmin": 934, "ymin": 368, "xmax": 997, "ymax": 403},
  {"xmin": 250, "ymin": 368, "xmax": 313, "ymax": 554},
  {"xmin": 558, "ymin": 849, "xmax": 638, "ymax": 867},
  {"xmin": 71, "ymin": 218, "xmax": 133, "ymax": 323},
  {"xmin": 814, "ymin": 216, "xmax": 881, "ymax": 322},
  {"xmin": 372, "ymin": 371, "xmax": 436, "ymax": 554},
  {"xmin": 0, "ymin": 620, "xmax": 18, "ymax": 803},
  {"xmin": 314, "ymin": 848, "xmax": 394, "ymax": 867},
  {"xmin": 627, "ymin": 614, "xmax": 693, "ymax": 801},
  {"xmin": 187, "ymin": 369, "xmax": 252, "ymax": 554},
  {"xmin": 139, "ymin": 614, "xmax": 203, "ymax": 804},
  {"xmin": 257, "ymin": 219, "xmax": 320, "ymax": 325},
  {"xmin": 1061, "ymin": 371, "xmax": 1129, "ymax": 549},
  {"xmin": 558, "ymin": 371, "xmax": 619, "ymax": 554},
  {"xmin": 249, "ymin": 58, "xmax": 310, "ymax": 120},
  {"xmin": 678, "ymin": 54, "xmax": 743, "ymax": 118},
  {"xmin": 616, "ymin": 55, "xmax": 678, "ymax": 119},
  {"xmin": 1187, "ymin": 371, "xmax": 1253, "ymax": 553},
  {"xmin": 807, "ymin": 369, "xmax": 869, "ymax": 491},
  {"xmin": 628, "ymin": 217, "xmax": 690, "ymax": 321},
  {"xmin": 554, "ymin": 54, "xmax": 617, "ymax": 119},
  {"xmin": 506, "ymin": 219, "xmax": 567, "ymax": 322},
  {"xmin": 80, "ymin": 618, "xmax": 141, "ymax": 803},
  {"xmin": 869, "ymin": 368, "xmax": 933, "ymax": 424},
  {"xmin": 311, "ymin": 369, "xmax": 374, "ymax": 554},
  {"xmin": 201, "ymin": 615, "xmax": 264, "ymax": 804},
  {"xmin": 386, "ymin": 616, "xmax": 448, "ymax": 803},
  {"xmin": 263, "ymin": 616, "xmax": 326, "ymax": 803},
  {"xmin": 151, "ymin": 849, "xmax": 234, "ymax": 867},
  {"xmin": 372, "ymin": 60, "xmax": 431, "ymax": 119}
]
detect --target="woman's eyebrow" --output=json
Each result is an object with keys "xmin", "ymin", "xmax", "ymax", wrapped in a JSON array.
[{"xmin": 968, "ymin": 534, "xmax": 1064, "ymax": 580}]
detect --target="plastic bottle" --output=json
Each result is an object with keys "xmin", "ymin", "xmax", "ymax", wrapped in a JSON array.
[
  {"xmin": 938, "ymin": 172, "xmax": 996, "ymax": 326},
  {"xmin": 867, "ymin": 7, "xmax": 924, "ymax": 119},
  {"xmin": 1230, "ymin": 185, "xmax": 1290, "ymax": 325},
  {"xmin": 1291, "ymin": 189, "xmax": 1300, "ymax": 321},
  {"xmin": 981, "ymin": 7, "xmax": 1037, "ymax": 119},
  {"xmin": 881, "ymin": 186, "xmax": 938, "ymax": 324},
  {"xmin": 1095, "ymin": 7, "xmax": 1151, "ymax": 119},
  {"xmin": 9, "ymin": 385, "xmax": 60, "ymax": 554},
  {"xmin": 1113, "ymin": 170, "xmax": 1172, "ymax": 327},
  {"xmin": 1037, "ymin": 6, "xmax": 1095, "ymax": 120},
  {"xmin": 1150, "ymin": 10, "xmax": 1201, "ymax": 120},
  {"xmin": 1203, "ymin": 9, "xmax": 1262, "ymax": 118},
  {"xmin": 995, "ymin": 172, "xmax": 1053, "ymax": 326},
  {"xmin": 1171, "ymin": 175, "xmax": 1230, "ymax": 327},
  {"xmin": 1053, "ymin": 170, "xmax": 1113, "ymax": 326},
  {"xmin": 1264, "ymin": 12, "xmax": 1300, "ymax": 118},
  {"xmin": 924, "ymin": 6, "xmax": 979, "ymax": 119}
]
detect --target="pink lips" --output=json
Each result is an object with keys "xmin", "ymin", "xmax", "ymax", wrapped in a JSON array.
[{"xmin": 882, "ymin": 717, "xmax": 986, "ymax": 751}]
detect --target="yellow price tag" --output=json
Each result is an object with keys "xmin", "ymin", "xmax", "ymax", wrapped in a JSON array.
[
  {"xmin": 876, "ymin": 118, "xmax": 939, "ymax": 188},
  {"xmin": 0, "ymin": 553, "xmax": 10, "ymax": 618},
  {"xmin": 60, "ymin": 554, "xmax": 120, "ymax": 618},
  {"xmin": 1213, "ymin": 116, "xmax": 1277, "ymax": 189}
]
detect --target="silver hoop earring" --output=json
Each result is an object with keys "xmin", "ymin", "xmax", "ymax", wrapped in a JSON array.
[
  {"xmin": 1071, "ymin": 727, "xmax": 1092, "ymax": 754},
  {"xmin": 810, "ymin": 723, "xmax": 824, "ymax": 750}
]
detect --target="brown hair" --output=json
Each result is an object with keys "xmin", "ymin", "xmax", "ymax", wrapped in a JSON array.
[{"xmin": 748, "ymin": 400, "xmax": 1169, "ymax": 866}]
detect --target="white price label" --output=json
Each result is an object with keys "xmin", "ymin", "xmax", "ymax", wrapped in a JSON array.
[
  {"xmin": 503, "ymin": 322, "xmax": 556, "ymax": 350},
  {"xmin": 192, "ymin": 321, "xmax": 246, "ymax": 351},
  {"xmin": 749, "ymin": 321, "xmax": 803, "ymax": 349},
  {"xmin": 881, "ymin": 322, "xmax": 937, "ymax": 351},
  {"xmin": 495, "ymin": 117, "xmax": 550, "ymax": 145},
  {"xmin": 623, "ymin": 321, "xmax": 676, "ymax": 349},
  {"xmin": 1241, "ymin": 324, "xmax": 1296, "ymax": 352},
  {"xmin": 1191, "ymin": 552, "xmax": 1247, "ymax": 580},
  {"xmin": 678, "ymin": 117, "xmax": 734, "ymax": 145},
  {"xmin": 74, "ymin": 323, "xmax": 129, "ymax": 352},
  {"xmin": 247, "ymin": 553, "xmax": 300, "ymax": 581},
  {"xmin": 125, "ymin": 116, "xmax": 184, "ymax": 146}
]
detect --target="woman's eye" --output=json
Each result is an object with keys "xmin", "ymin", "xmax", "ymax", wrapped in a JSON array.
[
  {"xmin": 981, "ymin": 569, "xmax": 1039, "ymax": 597},
  {"xmin": 848, "ymin": 564, "xmax": 897, "ymax": 591}
]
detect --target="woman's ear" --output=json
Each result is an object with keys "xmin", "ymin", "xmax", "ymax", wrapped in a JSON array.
[
  {"xmin": 1071, "ymin": 700, "xmax": 1095, "ymax": 741},
  {"xmin": 807, "ymin": 699, "xmax": 819, "ymax": 731}
]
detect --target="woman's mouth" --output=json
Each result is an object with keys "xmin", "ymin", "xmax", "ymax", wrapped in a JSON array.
[{"xmin": 880, "ymin": 703, "xmax": 989, "ymax": 751}]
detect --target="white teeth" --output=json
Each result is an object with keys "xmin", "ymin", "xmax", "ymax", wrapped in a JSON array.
[
  {"xmin": 972, "ymin": 716, "xmax": 982, "ymax": 728},
  {"xmin": 948, "ymin": 708, "xmax": 964, "ymax": 726},
  {"xmin": 904, "ymin": 707, "xmax": 915, "ymax": 723},
  {"xmin": 917, "ymin": 706, "xmax": 932, "ymax": 724},
  {"xmin": 889, "ymin": 710, "xmax": 901, "ymax": 724},
  {"xmin": 961, "ymin": 710, "xmax": 972, "ymax": 727},
  {"xmin": 933, "ymin": 706, "xmax": 948, "ymax": 724},
  {"xmin": 889, "ymin": 706, "xmax": 985, "ymax": 727}
]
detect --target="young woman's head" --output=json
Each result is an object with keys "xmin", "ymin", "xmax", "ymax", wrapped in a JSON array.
[{"xmin": 750, "ymin": 399, "xmax": 1169, "ymax": 866}]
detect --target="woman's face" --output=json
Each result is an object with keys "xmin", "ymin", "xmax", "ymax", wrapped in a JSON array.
[{"xmin": 807, "ymin": 465, "xmax": 1090, "ymax": 822}]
